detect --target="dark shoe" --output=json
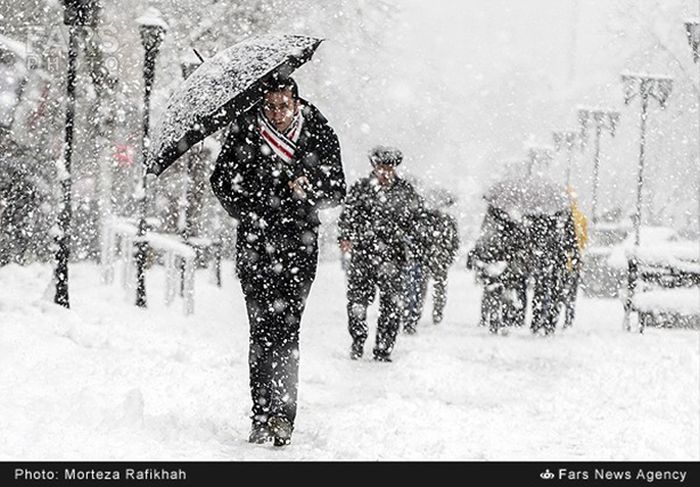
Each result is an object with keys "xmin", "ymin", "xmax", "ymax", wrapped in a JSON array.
[
  {"xmin": 248, "ymin": 421, "xmax": 272, "ymax": 444},
  {"xmin": 350, "ymin": 341, "xmax": 364, "ymax": 360},
  {"xmin": 372, "ymin": 350, "xmax": 392, "ymax": 362},
  {"xmin": 268, "ymin": 416, "xmax": 293, "ymax": 447},
  {"xmin": 273, "ymin": 436, "xmax": 292, "ymax": 447}
]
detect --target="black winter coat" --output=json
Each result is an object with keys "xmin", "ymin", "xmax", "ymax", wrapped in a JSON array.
[
  {"xmin": 338, "ymin": 175, "xmax": 427, "ymax": 265},
  {"xmin": 469, "ymin": 205, "xmax": 525, "ymax": 266},
  {"xmin": 210, "ymin": 101, "xmax": 346, "ymax": 230},
  {"xmin": 422, "ymin": 209, "xmax": 459, "ymax": 274},
  {"xmin": 467, "ymin": 204, "xmax": 576, "ymax": 279}
]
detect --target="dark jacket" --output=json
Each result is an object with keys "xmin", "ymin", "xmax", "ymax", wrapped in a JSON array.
[
  {"xmin": 338, "ymin": 175, "xmax": 426, "ymax": 265},
  {"xmin": 210, "ymin": 101, "xmax": 346, "ymax": 231},
  {"xmin": 423, "ymin": 209, "xmax": 459, "ymax": 274},
  {"xmin": 525, "ymin": 210, "xmax": 577, "ymax": 271},
  {"xmin": 468, "ymin": 205, "xmax": 525, "ymax": 267},
  {"xmin": 467, "ymin": 204, "xmax": 576, "ymax": 280}
]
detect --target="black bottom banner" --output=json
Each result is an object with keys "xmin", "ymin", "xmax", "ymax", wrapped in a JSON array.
[{"xmin": 2, "ymin": 461, "xmax": 698, "ymax": 485}]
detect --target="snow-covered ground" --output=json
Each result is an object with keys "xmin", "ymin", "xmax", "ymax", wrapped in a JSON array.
[{"xmin": 0, "ymin": 259, "xmax": 698, "ymax": 461}]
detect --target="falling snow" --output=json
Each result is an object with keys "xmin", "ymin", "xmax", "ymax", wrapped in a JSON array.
[{"xmin": 0, "ymin": 0, "xmax": 698, "ymax": 462}]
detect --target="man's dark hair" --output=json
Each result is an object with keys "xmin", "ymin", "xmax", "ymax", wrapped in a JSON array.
[{"xmin": 261, "ymin": 75, "xmax": 299, "ymax": 99}]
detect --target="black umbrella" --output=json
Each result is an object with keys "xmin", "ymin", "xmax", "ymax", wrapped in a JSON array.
[
  {"xmin": 484, "ymin": 174, "xmax": 568, "ymax": 219},
  {"xmin": 146, "ymin": 34, "xmax": 323, "ymax": 176}
]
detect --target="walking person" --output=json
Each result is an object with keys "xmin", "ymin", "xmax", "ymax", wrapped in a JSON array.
[
  {"xmin": 422, "ymin": 204, "xmax": 460, "ymax": 325},
  {"xmin": 338, "ymin": 146, "xmax": 426, "ymax": 362},
  {"xmin": 560, "ymin": 186, "xmax": 588, "ymax": 328},
  {"xmin": 210, "ymin": 76, "xmax": 346, "ymax": 446},
  {"xmin": 402, "ymin": 204, "xmax": 460, "ymax": 332},
  {"xmin": 466, "ymin": 204, "xmax": 528, "ymax": 333},
  {"xmin": 527, "ymin": 209, "xmax": 577, "ymax": 334}
]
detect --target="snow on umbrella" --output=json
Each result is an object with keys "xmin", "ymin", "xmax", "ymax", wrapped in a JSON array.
[
  {"xmin": 146, "ymin": 34, "xmax": 323, "ymax": 176},
  {"xmin": 484, "ymin": 174, "xmax": 568, "ymax": 219}
]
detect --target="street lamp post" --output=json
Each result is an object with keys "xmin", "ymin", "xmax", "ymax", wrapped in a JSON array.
[
  {"xmin": 621, "ymin": 72, "xmax": 673, "ymax": 332},
  {"xmin": 134, "ymin": 8, "xmax": 168, "ymax": 308},
  {"xmin": 684, "ymin": 18, "xmax": 700, "ymax": 227},
  {"xmin": 621, "ymin": 74, "xmax": 673, "ymax": 246},
  {"xmin": 55, "ymin": 0, "xmax": 98, "ymax": 308},
  {"xmin": 552, "ymin": 130, "xmax": 581, "ymax": 188},
  {"xmin": 577, "ymin": 107, "xmax": 619, "ymax": 225}
]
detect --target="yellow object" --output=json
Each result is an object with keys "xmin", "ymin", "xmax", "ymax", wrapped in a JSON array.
[
  {"xmin": 570, "ymin": 198, "xmax": 588, "ymax": 253},
  {"xmin": 564, "ymin": 186, "xmax": 588, "ymax": 272},
  {"xmin": 566, "ymin": 254, "xmax": 574, "ymax": 272},
  {"xmin": 571, "ymin": 202, "xmax": 588, "ymax": 252}
]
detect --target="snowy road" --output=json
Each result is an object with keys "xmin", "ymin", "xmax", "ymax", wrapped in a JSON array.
[{"xmin": 1, "ymin": 260, "xmax": 698, "ymax": 460}]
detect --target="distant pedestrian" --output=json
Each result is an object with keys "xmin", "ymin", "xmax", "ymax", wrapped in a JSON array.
[
  {"xmin": 559, "ymin": 186, "xmax": 588, "ymax": 328},
  {"xmin": 338, "ymin": 146, "xmax": 426, "ymax": 361},
  {"xmin": 467, "ymin": 204, "xmax": 527, "ymax": 333},
  {"xmin": 403, "ymin": 204, "xmax": 460, "ymax": 332}
]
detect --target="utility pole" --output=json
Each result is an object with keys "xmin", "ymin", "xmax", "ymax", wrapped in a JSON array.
[{"xmin": 620, "ymin": 72, "xmax": 673, "ymax": 332}]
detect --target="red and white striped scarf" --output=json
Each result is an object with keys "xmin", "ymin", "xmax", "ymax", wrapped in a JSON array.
[{"xmin": 258, "ymin": 106, "xmax": 304, "ymax": 164}]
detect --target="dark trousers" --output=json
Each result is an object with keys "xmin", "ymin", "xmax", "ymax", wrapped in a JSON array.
[
  {"xmin": 347, "ymin": 252, "xmax": 405, "ymax": 357},
  {"xmin": 478, "ymin": 269, "xmax": 526, "ymax": 332},
  {"xmin": 236, "ymin": 222, "xmax": 318, "ymax": 427},
  {"xmin": 560, "ymin": 268, "xmax": 580, "ymax": 328},
  {"xmin": 403, "ymin": 264, "xmax": 449, "ymax": 328},
  {"xmin": 479, "ymin": 280, "xmax": 498, "ymax": 330},
  {"xmin": 430, "ymin": 269, "xmax": 449, "ymax": 324},
  {"xmin": 531, "ymin": 263, "xmax": 563, "ymax": 333},
  {"xmin": 403, "ymin": 261, "xmax": 425, "ymax": 332},
  {"xmin": 503, "ymin": 275, "xmax": 527, "ymax": 328}
]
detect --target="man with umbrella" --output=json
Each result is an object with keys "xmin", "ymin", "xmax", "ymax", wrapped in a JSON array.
[
  {"xmin": 147, "ymin": 36, "xmax": 343, "ymax": 446},
  {"xmin": 210, "ymin": 75, "xmax": 346, "ymax": 446},
  {"xmin": 338, "ymin": 146, "xmax": 427, "ymax": 362},
  {"xmin": 467, "ymin": 174, "xmax": 575, "ymax": 334}
]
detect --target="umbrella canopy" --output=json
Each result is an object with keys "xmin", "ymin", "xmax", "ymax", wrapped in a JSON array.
[
  {"xmin": 484, "ymin": 174, "xmax": 568, "ymax": 219},
  {"xmin": 147, "ymin": 34, "xmax": 323, "ymax": 176}
]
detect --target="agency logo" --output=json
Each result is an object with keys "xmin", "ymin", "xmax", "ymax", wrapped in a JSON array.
[
  {"xmin": 2, "ymin": 24, "xmax": 121, "ymax": 76},
  {"xmin": 540, "ymin": 469, "xmax": 555, "ymax": 480}
]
